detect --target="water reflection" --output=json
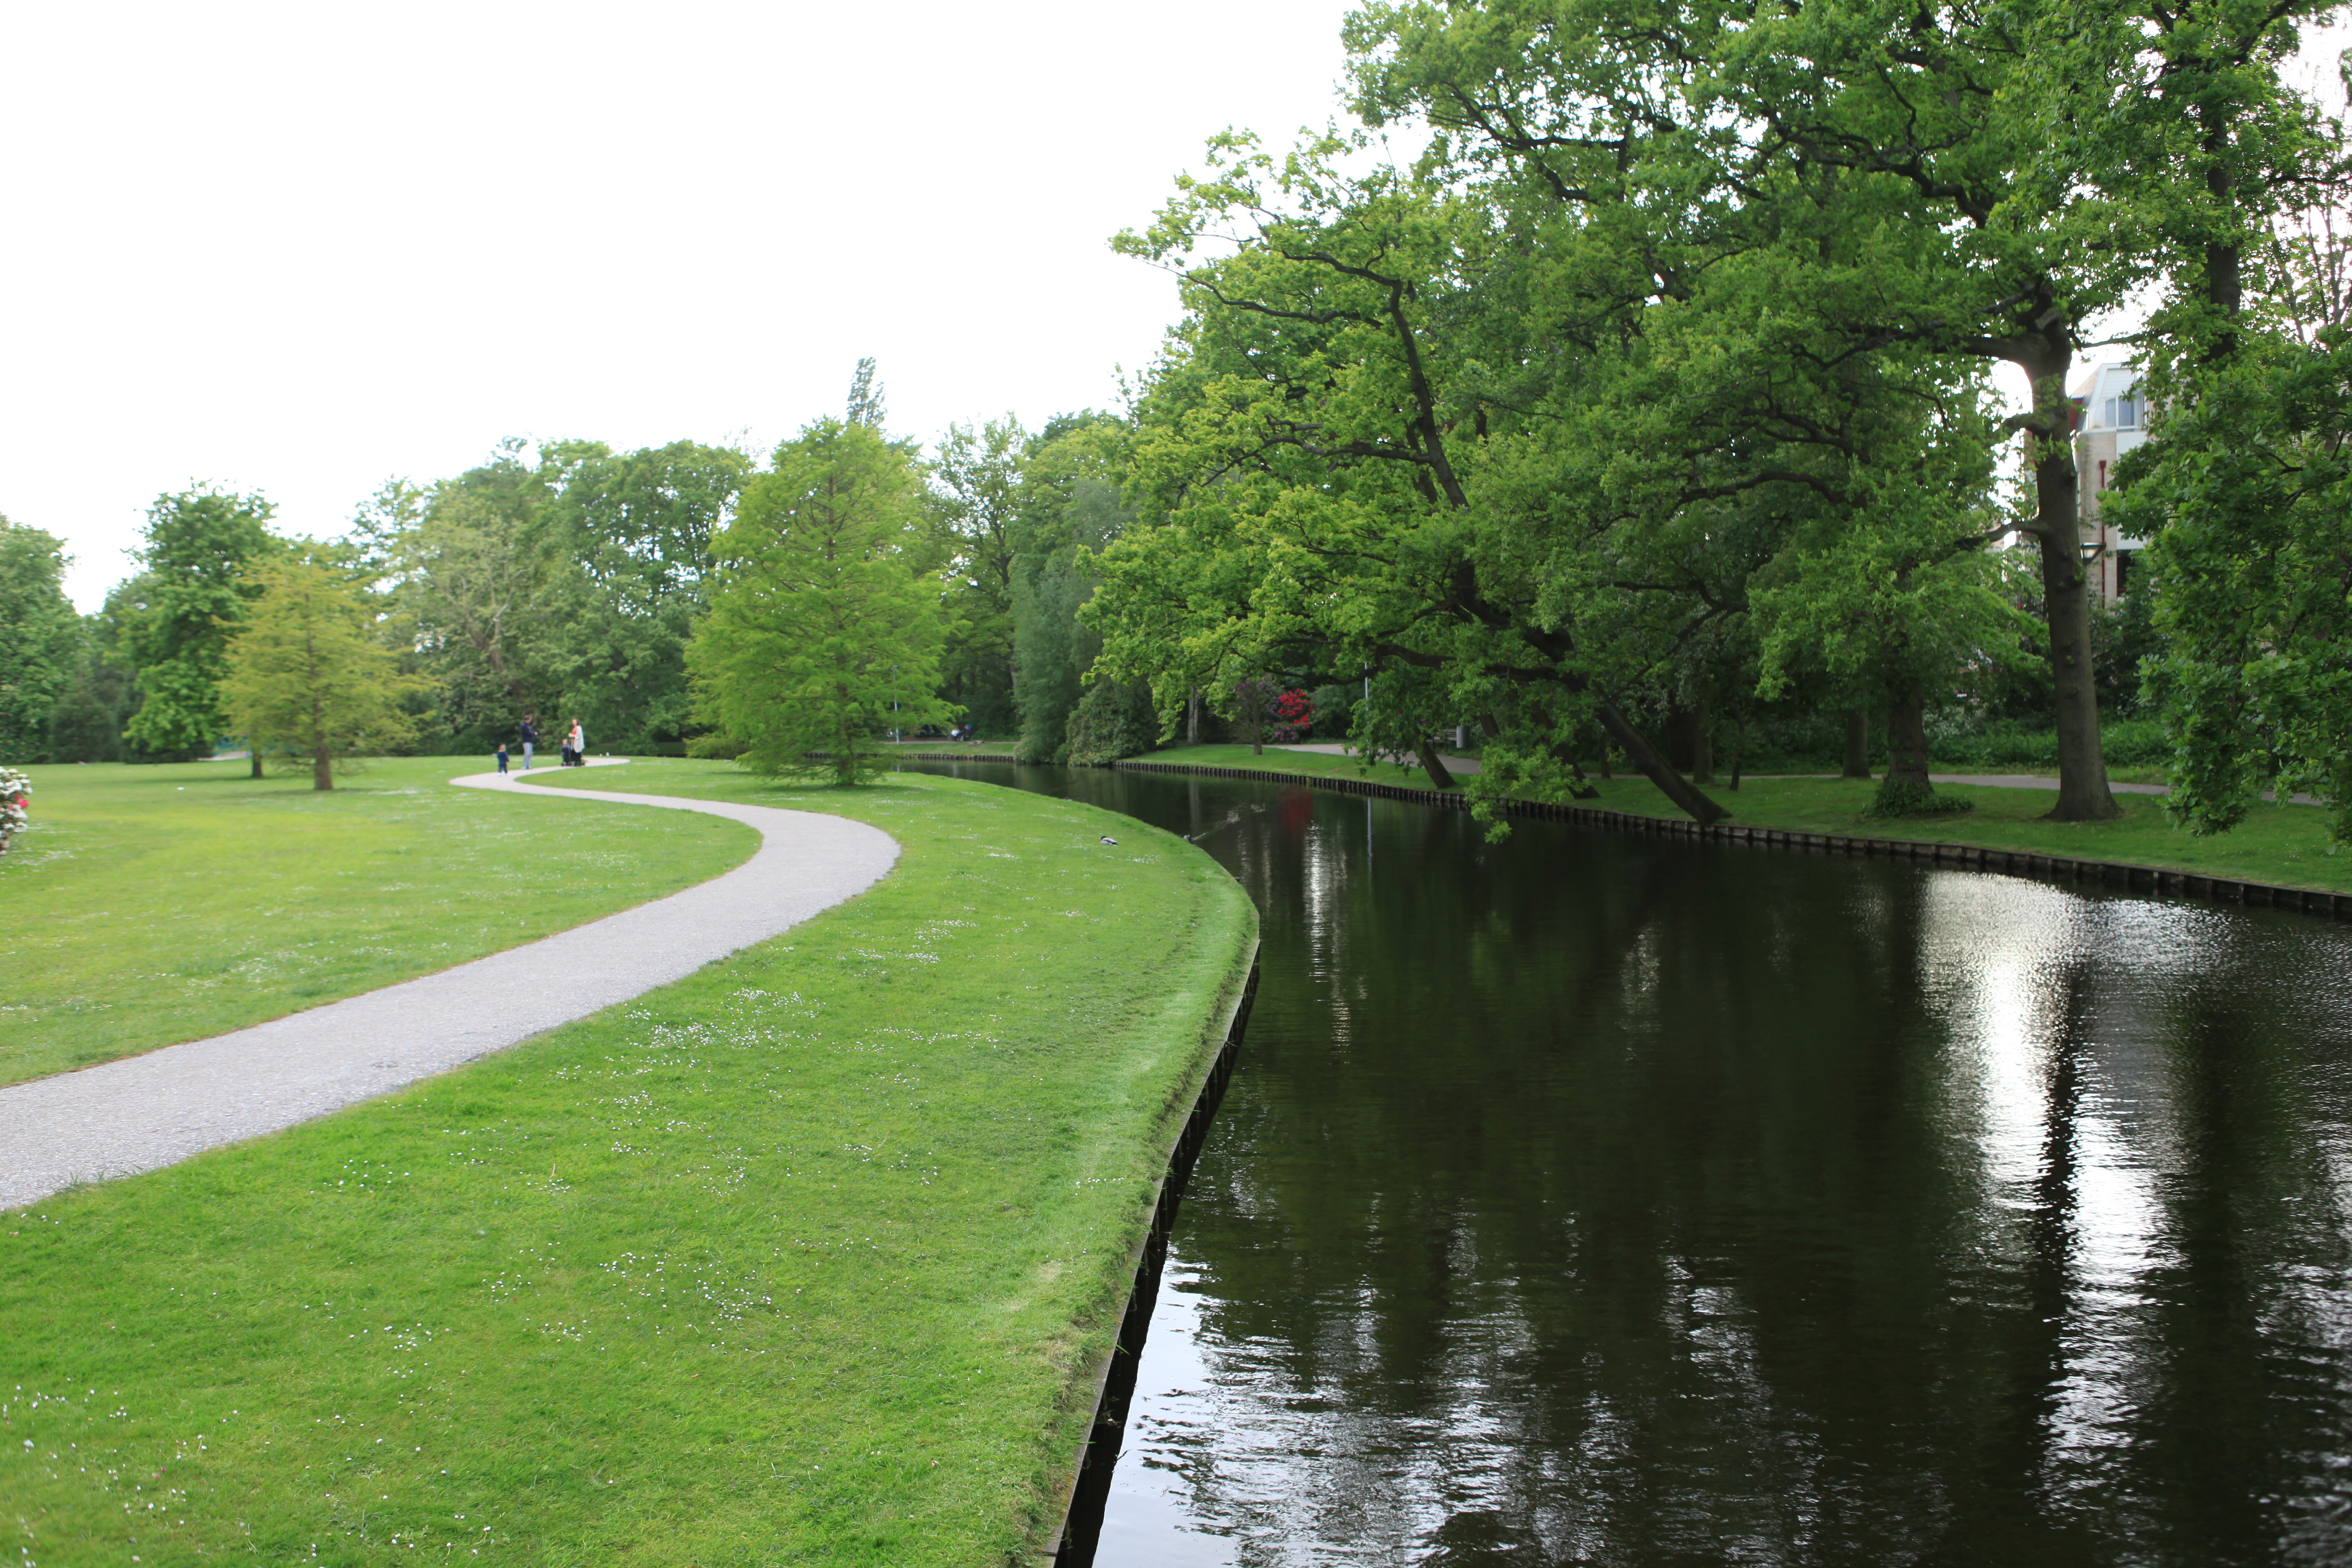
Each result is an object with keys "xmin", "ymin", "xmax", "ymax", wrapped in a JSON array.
[{"xmin": 908, "ymin": 763, "xmax": 2352, "ymax": 1565}]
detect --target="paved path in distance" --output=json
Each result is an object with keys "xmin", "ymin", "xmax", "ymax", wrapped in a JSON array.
[{"xmin": 0, "ymin": 761, "xmax": 898, "ymax": 1211}]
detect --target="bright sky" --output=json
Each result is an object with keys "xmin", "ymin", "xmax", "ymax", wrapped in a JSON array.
[
  {"xmin": 8, "ymin": 8, "xmax": 2344, "ymax": 612},
  {"xmin": 3, "ymin": 0, "xmax": 1362, "ymax": 609}
]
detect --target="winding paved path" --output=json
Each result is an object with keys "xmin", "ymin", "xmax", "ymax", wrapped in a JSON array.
[{"xmin": 0, "ymin": 761, "xmax": 898, "ymax": 1211}]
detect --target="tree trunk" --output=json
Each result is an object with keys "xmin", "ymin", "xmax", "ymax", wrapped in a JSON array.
[
  {"xmin": 2021, "ymin": 353, "xmax": 2122, "ymax": 821},
  {"xmin": 250, "ymin": 750, "xmax": 263, "ymax": 779},
  {"xmin": 311, "ymin": 691, "xmax": 332, "ymax": 791},
  {"xmin": 1844, "ymin": 709, "xmax": 1871, "ymax": 779},
  {"xmin": 1691, "ymin": 696, "xmax": 1713, "ymax": 784},
  {"xmin": 1187, "ymin": 687, "xmax": 1201, "ymax": 745},
  {"xmin": 1885, "ymin": 694, "xmax": 1931, "ymax": 788},
  {"xmin": 1595, "ymin": 700, "xmax": 1725, "ymax": 825},
  {"xmin": 1413, "ymin": 736, "xmax": 1457, "ymax": 789}
]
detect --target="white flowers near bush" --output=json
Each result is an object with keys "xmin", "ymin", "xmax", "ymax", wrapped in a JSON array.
[{"xmin": 0, "ymin": 768, "xmax": 28, "ymax": 855}]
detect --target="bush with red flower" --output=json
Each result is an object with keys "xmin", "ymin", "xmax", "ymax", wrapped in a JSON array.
[
  {"xmin": 0, "ymin": 768, "xmax": 28, "ymax": 856},
  {"xmin": 1269, "ymin": 689, "xmax": 1313, "ymax": 743}
]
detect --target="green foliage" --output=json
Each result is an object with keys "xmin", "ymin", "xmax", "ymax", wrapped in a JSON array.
[
  {"xmin": 1866, "ymin": 776, "xmax": 1977, "ymax": 819},
  {"xmin": 691, "ymin": 420, "xmax": 955, "ymax": 785},
  {"xmin": 1309, "ymin": 683, "xmax": 1360, "ymax": 739},
  {"xmin": 388, "ymin": 441, "xmax": 561, "ymax": 749},
  {"xmin": 1063, "ymin": 675, "xmax": 1159, "ymax": 766},
  {"xmin": 44, "ymin": 579, "xmax": 152, "ymax": 763},
  {"xmin": 1752, "ymin": 484, "xmax": 2043, "ymax": 714},
  {"xmin": 0, "ymin": 517, "xmax": 82, "ymax": 763},
  {"xmin": 536, "ymin": 440, "xmax": 752, "ymax": 751},
  {"xmin": 222, "ymin": 557, "xmax": 432, "ymax": 789},
  {"xmin": 1335, "ymin": 0, "xmax": 2335, "ymax": 820},
  {"xmin": 1011, "ymin": 415, "xmax": 1131, "ymax": 761},
  {"xmin": 2112, "ymin": 328, "xmax": 2352, "ymax": 840},
  {"xmin": 931, "ymin": 417, "xmax": 1025, "ymax": 736},
  {"xmin": 119, "ymin": 487, "xmax": 280, "ymax": 761},
  {"xmin": 844, "ymin": 355, "xmax": 887, "ymax": 429}
]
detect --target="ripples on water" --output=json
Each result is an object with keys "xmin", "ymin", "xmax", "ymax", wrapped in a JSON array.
[{"xmin": 916, "ymin": 764, "xmax": 2352, "ymax": 1565}]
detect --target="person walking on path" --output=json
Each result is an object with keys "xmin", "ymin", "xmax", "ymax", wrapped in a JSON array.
[
  {"xmin": 567, "ymin": 719, "xmax": 586, "ymax": 767},
  {"xmin": 495, "ymin": 742, "xmax": 509, "ymax": 775},
  {"xmin": 519, "ymin": 715, "xmax": 538, "ymax": 771}
]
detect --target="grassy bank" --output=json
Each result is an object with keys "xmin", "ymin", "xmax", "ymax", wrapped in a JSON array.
[
  {"xmin": 1135, "ymin": 743, "xmax": 1457, "ymax": 784},
  {"xmin": 876, "ymin": 741, "xmax": 1022, "ymax": 759},
  {"xmin": 0, "ymin": 758, "xmax": 757, "ymax": 1087},
  {"xmin": 1, "ymin": 760, "xmax": 1256, "ymax": 1565},
  {"xmin": 1132, "ymin": 744, "xmax": 2352, "ymax": 897}
]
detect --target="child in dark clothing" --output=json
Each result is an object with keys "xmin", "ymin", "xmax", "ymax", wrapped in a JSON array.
[{"xmin": 495, "ymin": 743, "xmax": 509, "ymax": 774}]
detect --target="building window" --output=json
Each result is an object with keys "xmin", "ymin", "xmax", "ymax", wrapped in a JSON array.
[
  {"xmin": 2116, "ymin": 549, "xmax": 2130, "ymax": 598},
  {"xmin": 2104, "ymin": 389, "xmax": 2144, "ymax": 428}
]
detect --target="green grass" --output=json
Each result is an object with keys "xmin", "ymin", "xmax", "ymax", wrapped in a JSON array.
[
  {"xmin": 877, "ymin": 741, "xmax": 1021, "ymax": 758},
  {"xmin": 1134, "ymin": 744, "xmax": 2352, "ymax": 896},
  {"xmin": 1134, "ymin": 742, "xmax": 1452, "ymax": 784},
  {"xmin": 0, "ymin": 758, "xmax": 758, "ymax": 1088},
  {"xmin": 0, "ymin": 759, "xmax": 1256, "ymax": 1566}
]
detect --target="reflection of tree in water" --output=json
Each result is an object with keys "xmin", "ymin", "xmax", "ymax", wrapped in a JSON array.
[{"xmin": 970, "ymin": 766, "xmax": 2352, "ymax": 1565}]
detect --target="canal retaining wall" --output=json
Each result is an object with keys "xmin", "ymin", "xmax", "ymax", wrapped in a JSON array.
[{"xmin": 1042, "ymin": 941, "xmax": 1261, "ymax": 1568}]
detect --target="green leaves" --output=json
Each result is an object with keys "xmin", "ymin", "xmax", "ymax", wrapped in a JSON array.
[
  {"xmin": 2113, "ymin": 330, "xmax": 2352, "ymax": 840},
  {"xmin": 221, "ymin": 557, "xmax": 431, "ymax": 789},
  {"xmin": 691, "ymin": 420, "xmax": 955, "ymax": 786},
  {"xmin": 0, "ymin": 518, "xmax": 81, "ymax": 764},
  {"xmin": 120, "ymin": 487, "xmax": 281, "ymax": 761}
]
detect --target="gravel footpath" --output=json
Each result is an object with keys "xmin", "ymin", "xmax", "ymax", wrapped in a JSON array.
[{"xmin": 0, "ymin": 760, "xmax": 898, "ymax": 1211}]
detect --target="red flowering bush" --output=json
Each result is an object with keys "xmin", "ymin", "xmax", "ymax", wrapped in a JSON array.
[
  {"xmin": 0, "ymin": 768, "xmax": 28, "ymax": 856},
  {"xmin": 1269, "ymin": 689, "xmax": 1312, "ymax": 743}
]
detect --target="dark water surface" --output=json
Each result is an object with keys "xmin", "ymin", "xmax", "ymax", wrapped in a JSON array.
[{"xmin": 912, "ymin": 761, "xmax": 2352, "ymax": 1566}]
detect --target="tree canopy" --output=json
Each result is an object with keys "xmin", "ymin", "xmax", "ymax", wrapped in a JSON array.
[
  {"xmin": 121, "ymin": 487, "xmax": 280, "ymax": 764},
  {"xmin": 690, "ymin": 419, "xmax": 955, "ymax": 785},
  {"xmin": 222, "ymin": 555, "xmax": 428, "ymax": 790},
  {"xmin": 0, "ymin": 518, "xmax": 81, "ymax": 764}
]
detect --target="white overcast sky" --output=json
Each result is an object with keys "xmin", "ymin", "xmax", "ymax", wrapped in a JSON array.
[
  {"xmin": 7, "ymin": 6, "xmax": 2345, "ymax": 611},
  {"xmin": 3, "ymin": 0, "xmax": 1363, "ymax": 609}
]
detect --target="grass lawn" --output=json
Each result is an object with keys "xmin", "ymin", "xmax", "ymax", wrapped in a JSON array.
[
  {"xmin": 876, "ymin": 741, "xmax": 1021, "ymax": 759},
  {"xmin": 1133, "ymin": 744, "xmax": 2352, "ymax": 897},
  {"xmin": 0, "ymin": 758, "xmax": 758, "ymax": 1088},
  {"xmin": 1, "ymin": 759, "xmax": 1255, "ymax": 1566},
  {"xmin": 1134, "ymin": 742, "xmax": 1453, "ymax": 785}
]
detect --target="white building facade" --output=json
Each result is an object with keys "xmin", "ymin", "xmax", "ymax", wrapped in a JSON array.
[{"xmin": 2072, "ymin": 361, "xmax": 2146, "ymax": 604}]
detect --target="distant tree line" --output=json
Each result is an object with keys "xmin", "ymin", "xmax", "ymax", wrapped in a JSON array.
[{"xmin": 0, "ymin": 367, "xmax": 1173, "ymax": 779}]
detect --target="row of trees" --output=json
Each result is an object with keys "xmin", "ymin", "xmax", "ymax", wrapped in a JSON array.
[
  {"xmin": 1074, "ymin": 0, "xmax": 2352, "ymax": 838},
  {"xmin": 0, "ymin": 364, "xmax": 1162, "ymax": 781}
]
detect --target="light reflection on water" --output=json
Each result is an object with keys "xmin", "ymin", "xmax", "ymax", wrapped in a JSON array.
[{"xmin": 908, "ymin": 763, "xmax": 2352, "ymax": 1565}]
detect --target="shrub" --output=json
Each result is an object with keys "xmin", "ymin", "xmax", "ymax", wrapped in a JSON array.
[
  {"xmin": 0, "ymin": 767, "xmax": 28, "ymax": 854},
  {"xmin": 1270, "ymin": 689, "xmax": 1312, "ymax": 743},
  {"xmin": 1063, "ymin": 678, "xmax": 1158, "ymax": 766},
  {"xmin": 1308, "ymin": 684, "xmax": 1359, "ymax": 740},
  {"xmin": 1866, "ymin": 776, "xmax": 1975, "ymax": 818}
]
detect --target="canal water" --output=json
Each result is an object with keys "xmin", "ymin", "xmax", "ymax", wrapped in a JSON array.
[{"xmin": 911, "ymin": 761, "xmax": 2352, "ymax": 1566}]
